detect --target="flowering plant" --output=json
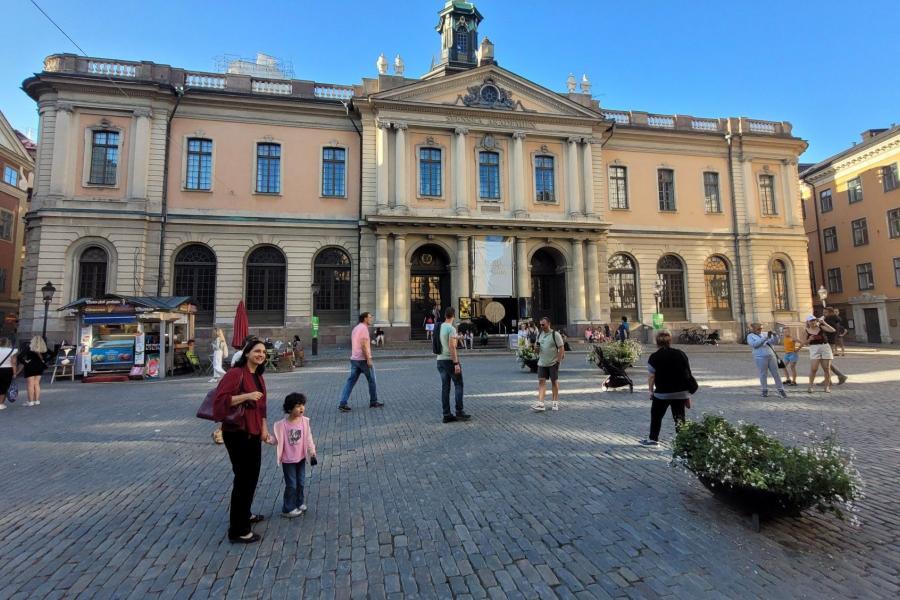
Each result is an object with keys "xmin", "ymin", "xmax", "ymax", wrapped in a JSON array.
[
  {"xmin": 517, "ymin": 345, "xmax": 537, "ymax": 368},
  {"xmin": 673, "ymin": 415, "xmax": 860, "ymax": 519},
  {"xmin": 587, "ymin": 339, "xmax": 642, "ymax": 370}
]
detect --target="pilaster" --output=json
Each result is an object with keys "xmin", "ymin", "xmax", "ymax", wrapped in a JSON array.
[
  {"xmin": 586, "ymin": 240, "xmax": 602, "ymax": 320},
  {"xmin": 392, "ymin": 234, "xmax": 409, "ymax": 324},
  {"xmin": 566, "ymin": 137, "xmax": 581, "ymax": 218},
  {"xmin": 375, "ymin": 234, "xmax": 390, "ymax": 324},
  {"xmin": 570, "ymin": 239, "xmax": 587, "ymax": 323},
  {"xmin": 582, "ymin": 138, "xmax": 596, "ymax": 218},
  {"xmin": 453, "ymin": 128, "xmax": 470, "ymax": 215},
  {"xmin": 511, "ymin": 132, "xmax": 528, "ymax": 217},
  {"xmin": 376, "ymin": 120, "xmax": 390, "ymax": 212},
  {"xmin": 128, "ymin": 107, "xmax": 152, "ymax": 200},
  {"xmin": 516, "ymin": 237, "xmax": 530, "ymax": 298},
  {"xmin": 49, "ymin": 102, "xmax": 74, "ymax": 196},
  {"xmin": 394, "ymin": 123, "xmax": 408, "ymax": 213}
]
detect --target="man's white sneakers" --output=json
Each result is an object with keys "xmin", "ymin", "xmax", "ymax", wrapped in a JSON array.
[{"xmin": 531, "ymin": 402, "xmax": 546, "ymax": 412}]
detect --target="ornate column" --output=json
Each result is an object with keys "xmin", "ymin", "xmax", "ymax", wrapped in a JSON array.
[
  {"xmin": 456, "ymin": 235, "xmax": 470, "ymax": 301},
  {"xmin": 393, "ymin": 122, "xmax": 408, "ymax": 212},
  {"xmin": 515, "ymin": 238, "xmax": 530, "ymax": 299},
  {"xmin": 453, "ymin": 127, "xmax": 469, "ymax": 215},
  {"xmin": 128, "ymin": 107, "xmax": 152, "ymax": 200},
  {"xmin": 392, "ymin": 234, "xmax": 408, "ymax": 325},
  {"xmin": 581, "ymin": 138, "xmax": 595, "ymax": 218},
  {"xmin": 780, "ymin": 160, "xmax": 796, "ymax": 226},
  {"xmin": 511, "ymin": 132, "xmax": 528, "ymax": 217},
  {"xmin": 375, "ymin": 234, "xmax": 390, "ymax": 324},
  {"xmin": 376, "ymin": 120, "xmax": 390, "ymax": 212},
  {"xmin": 566, "ymin": 137, "xmax": 581, "ymax": 218},
  {"xmin": 585, "ymin": 240, "xmax": 602, "ymax": 320},
  {"xmin": 49, "ymin": 101, "xmax": 74, "ymax": 196},
  {"xmin": 569, "ymin": 239, "xmax": 587, "ymax": 323}
]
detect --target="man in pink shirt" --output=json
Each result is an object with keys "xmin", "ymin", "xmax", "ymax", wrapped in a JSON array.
[{"xmin": 338, "ymin": 312, "xmax": 383, "ymax": 412}]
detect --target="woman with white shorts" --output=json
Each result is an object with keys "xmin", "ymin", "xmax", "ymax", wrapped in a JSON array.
[{"xmin": 804, "ymin": 315, "xmax": 836, "ymax": 393}]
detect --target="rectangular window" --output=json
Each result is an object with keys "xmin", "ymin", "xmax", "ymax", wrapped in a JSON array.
[
  {"xmin": 894, "ymin": 258, "xmax": 900, "ymax": 287},
  {"xmin": 856, "ymin": 262, "xmax": 874, "ymax": 290},
  {"xmin": 847, "ymin": 177, "xmax": 863, "ymax": 203},
  {"xmin": 255, "ymin": 143, "xmax": 281, "ymax": 193},
  {"xmin": 0, "ymin": 268, "xmax": 6, "ymax": 293},
  {"xmin": 3, "ymin": 166, "xmax": 17, "ymax": 187},
  {"xmin": 888, "ymin": 208, "xmax": 900, "ymax": 239},
  {"xmin": 819, "ymin": 189, "xmax": 833, "ymax": 213},
  {"xmin": 535, "ymin": 155, "xmax": 555, "ymax": 202},
  {"xmin": 657, "ymin": 168, "xmax": 675, "ymax": 211},
  {"xmin": 827, "ymin": 267, "xmax": 843, "ymax": 293},
  {"xmin": 478, "ymin": 151, "xmax": 500, "ymax": 200},
  {"xmin": 883, "ymin": 163, "xmax": 899, "ymax": 192},
  {"xmin": 703, "ymin": 171, "xmax": 721, "ymax": 213},
  {"xmin": 851, "ymin": 217, "xmax": 869, "ymax": 246},
  {"xmin": 0, "ymin": 209, "xmax": 12, "ymax": 241},
  {"xmin": 809, "ymin": 261, "xmax": 816, "ymax": 294},
  {"xmin": 823, "ymin": 227, "xmax": 838, "ymax": 253},
  {"xmin": 322, "ymin": 147, "xmax": 346, "ymax": 197},
  {"xmin": 419, "ymin": 148, "xmax": 442, "ymax": 197},
  {"xmin": 88, "ymin": 130, "xmax": 119, "ymax": 185},
  {"xmin": 759, "ymin": 174, "xmax": 777, "ymax": 215},
  {"xmin": 608, "ymin": 166, "xmax": 628, "ymax": 209},
  {"xmin": 185, "ymin": 138, "xmax": 212, "ymax": 191}
]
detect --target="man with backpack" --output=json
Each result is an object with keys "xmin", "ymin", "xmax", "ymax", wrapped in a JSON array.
[
  {"xmin": 533, "ymin": 316, "xmax": 565, "ymax": 412},
  {"xmin": 435, "ymin": 307, "xmax": 471, "ymax": 423}
]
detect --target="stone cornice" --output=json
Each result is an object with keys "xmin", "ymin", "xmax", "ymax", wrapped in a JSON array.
[
  {"xmin": 371, "ymin": 99, "xmax": 600, "ymax": 128},
  {"xmin": 366, "ymin": 214, "xmax": 609, "ymax": 234},
  {"xmin": 803, "ymin": 133, "xmax": 900, "ymax": 185}
]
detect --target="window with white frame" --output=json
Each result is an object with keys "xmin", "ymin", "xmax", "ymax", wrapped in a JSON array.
[
  {"xmin": 3, "ymin": 166, "xmax": 17, "ymax": 187},
  {"xmin": 322, "ymin": 147, "xmax": 346, "ymax": 197},
  {"xmin": 657, "ymin": 168, "xmax": 675, "ymax": 211},
  {"xmin": 419, "ymin": 148, "xmax": 442, "ymax": 197},
  {"xmin": 851, "ymin": 218, "xmax": 869, "ymax": 246},
  {"xmin": 255, "ymin": 142, "xmax": 281, "ymax": 193},
  {"xmin": 823, "ymin": 226, "xmax": 838, "ymax": 252},
  {"xmin": 0, "ymin": 209, "xmax": 12, "ymax": 241},
  {"xmin": 856, "ymin": 262, "xmax": 874, "ymax": 290},
  {"xmin": 819, "ymin": 188, "xmax": 833, "ymax": 213},
  {"xmin": 185, "ymin": 138, "xmax": 212, "ymax": 190},
  {"xmin": 759, "ymin": 174, "xmax": 777, "ymax": 215},
  {"xmin": 535, "ymin": 155, "xmax": 555, "ymax": 202},
  {"xmin": 847, "ymin": 177, "xmax": 863, "ymax": 203},
  {"xmin": 608, "ymin": 166, "xmax": 628, "ymax": 209},
  {"xmin": 888, "ymin": 208, "xmax": 900, "ymax": 239},
  {"xmin": 88, "ymin": 130, "xmax": 119, "ymax": 185},
  {"xmin": 883, "ymin": 163, "xmax": 899, "ymax": 192},
  {"xmin": 894, "ymin": 257, "xmax": 900, "ymax": 287},
  {"xmin": 827, "ymin": 267, "xmax": 843, "ymax": 293},
  {"xmin": 703, "ymin": 172, "xmax": 721, "ymax": 213},
  {"xmin": 478, "ymin": 151, "xmax": 500, "ymax": 200}
]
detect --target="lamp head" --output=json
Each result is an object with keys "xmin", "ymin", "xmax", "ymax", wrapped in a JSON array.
[
  {"xmin": 817, "ymin": 285, "xmax": 828, "ymax": 301},
  {"xmin": 41, "ymin": 281, "xmax": 56, "ymax": 303}
]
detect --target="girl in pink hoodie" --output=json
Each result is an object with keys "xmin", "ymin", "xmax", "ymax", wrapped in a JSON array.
[{"xmin": 273, "ymin": 393, "xmax": 317, "ymax": 518}]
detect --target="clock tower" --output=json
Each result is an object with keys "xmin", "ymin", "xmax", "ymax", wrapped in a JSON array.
[{"xmin": 425, "ymin": 1, "xmax": 484, "ymax": 78}]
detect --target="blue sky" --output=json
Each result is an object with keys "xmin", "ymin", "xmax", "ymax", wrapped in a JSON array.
[{"xmin": 2, "ymin": 0, "xmax": 896, "ymax": 163}]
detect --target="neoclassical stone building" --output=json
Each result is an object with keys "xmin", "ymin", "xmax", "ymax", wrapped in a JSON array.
[{"xmin": 20, "ymin": 1, "xmax": 811, "ymax": 344}]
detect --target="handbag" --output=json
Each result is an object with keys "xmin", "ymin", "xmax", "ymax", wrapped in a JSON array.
[
  {"xmin": 198, "ymin": 370, "xmax": 247, "ymax": 427},
  {"xmin": 687, "ymin": 373, "xmax": 699, "ymax": 395},
  {"xmin": 6, "ymin": 379, "xmax": 18, "ymax": 403},
  {"xmin": 772, "ymin": 348, "xmax": 786, "ymax": 369}
]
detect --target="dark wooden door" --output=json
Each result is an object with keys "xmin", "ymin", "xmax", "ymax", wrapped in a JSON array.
[{"xmin": 864, "ymin": 308, "xmax": 881, "ymax": 343}]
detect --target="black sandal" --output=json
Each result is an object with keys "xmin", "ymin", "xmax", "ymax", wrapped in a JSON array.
[
  {"xmin": 249, "ymin": 514, "xmax": 265, "ymax": 524},
  {"xmin": 228, "ymin": 532, "xmax": 261, "ymax": 544}
]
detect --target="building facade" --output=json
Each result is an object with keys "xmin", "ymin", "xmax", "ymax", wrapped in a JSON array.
[
  {"xmin": 0, "ymin": 110, "xmax": 34, "ymax": 337},
  {"xmin": 801, "ymin": 125, "xmax": 900, "ymax": 344},
  {"xmin": 20, "ymin": 1, "xmax": 812, "ymax": 345}
]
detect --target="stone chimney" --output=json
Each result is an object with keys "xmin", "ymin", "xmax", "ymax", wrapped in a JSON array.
[
  {"xmin": 860, "ymin": 128, "xmax": 888, "ymax": 142},
  {"xmin": 477, "ymin": 37, "xmax": 495, "ymax": 66}
]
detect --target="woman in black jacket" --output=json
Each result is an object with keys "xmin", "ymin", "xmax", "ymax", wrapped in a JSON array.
[
  {"xmin": 18, "ymin": 336, "xmax": 48, "ymax": 407},
  {"xmin": 639, "ymin": 331, "xmax": 695, "ymax": 446}
]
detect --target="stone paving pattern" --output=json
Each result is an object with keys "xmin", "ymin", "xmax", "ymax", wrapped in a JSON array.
[{"xmin": 0, "ymin": 348, "xmax": 898, "ymax": 599}]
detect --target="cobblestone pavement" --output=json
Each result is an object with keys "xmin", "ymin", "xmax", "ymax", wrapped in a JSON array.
[{"xmin": 0, "ymin": 348, "xmax": 898, "ymax": 599}]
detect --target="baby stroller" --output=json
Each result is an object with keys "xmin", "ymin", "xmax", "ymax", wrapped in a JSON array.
[{"xmin": 596, "ymin": 354, "xmax": 634, "ymax": 393}]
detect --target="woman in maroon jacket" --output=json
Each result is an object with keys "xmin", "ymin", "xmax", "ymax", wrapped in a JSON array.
[{"xmin": 215, "ymin": 338, "xmax": 272, "ymax": 543}]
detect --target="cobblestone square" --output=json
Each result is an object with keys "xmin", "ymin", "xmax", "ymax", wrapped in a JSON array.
[{"xmin": 0, "ymin": 349, "xmax": 898, "ymax": 599}]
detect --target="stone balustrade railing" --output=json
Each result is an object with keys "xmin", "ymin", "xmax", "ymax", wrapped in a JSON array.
[
  {"xmin": 87, "ymin": 60, "xmax": 137, "ymax": 78},
  {"xmin": 185, "ymin": 74, "xmax": 226, "ymax": 90},
  {"xmin": 252, "ymin": 80, "xmax": 292, "ymax": 95},
  {"xmin": 601, "ymin": 108, "xmax": 791, "ymax": 136},
  {"xmin": 314, "ymin": 84, "xmax": 355, "ymax": 100},
  {"xmin": 647, "ymin": 114, "xmax": 675, "ymax": 129}
]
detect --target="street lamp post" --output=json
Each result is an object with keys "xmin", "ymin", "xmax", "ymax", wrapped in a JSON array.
[
  {"xmin": 310, "ymin": 283, "xmax": 320, "ymax": 356},
  {"xmin": 40, "ymin": 281, "xmax": 56, "ymax": 342},
  {"xmin": 817, "ymin": 285, "xmax": 828, "ymax": 312}
]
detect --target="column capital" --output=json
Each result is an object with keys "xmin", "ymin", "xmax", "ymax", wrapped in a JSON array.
[
  {"xmin": 567, "ymin": 136, "xmax": 580, "ymax": 145},
  {"xmin": 56, "ymin": 101, "xmax": 75, "ymax": 113},
  {"xmin": 582, "ymin": 137, "xmax": 598, "ymax": 145},
  {"xmin": 456, "ymin": 233, "xmax": 470, "ymax": 241},
  {"xmin": 512, "ymin": 131, "xmax": 527, "ymax": 140},
  {"xmin": 393, "ymin": 233, "xmax": 407, "ymax": 240},
  {"xmin": 376, "ymin": 232, "xmax": 389, "ymax": 240},
  {"xmin": 585, "ymin": 239, "xmax": 599, "ymax": 247},
  {"xmin": 133, "ymin": 107, "xmax": 153, "ymax": 119},
  {"xmin": 454, "ymin": 127, "xmax": 469, "ymax": 136},
  {"xmin": 393, "ymin": 122, "xmax": 408, "ymax": 130},
  {"xmin": 376, "ymin": 119, "xmax": 391, "ymax": 129}
]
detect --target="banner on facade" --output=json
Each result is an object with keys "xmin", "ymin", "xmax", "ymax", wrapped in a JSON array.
[{"xmin": 472, "ymin": 236, "xmax": 513, "ymax": 297}]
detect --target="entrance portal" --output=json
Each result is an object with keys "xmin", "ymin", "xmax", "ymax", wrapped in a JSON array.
[
  {"xmin": 410, "ymin": 244, "xmax": 451, "ymax": 340},
  {"xmin": 531, "ymin": 248, "xmax": 567, "ymax": 328}
]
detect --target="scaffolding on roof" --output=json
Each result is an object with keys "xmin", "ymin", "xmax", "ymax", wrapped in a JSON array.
[{"xmin": 213, "ymin": 53, "xmax": 294, "ymax": 80}]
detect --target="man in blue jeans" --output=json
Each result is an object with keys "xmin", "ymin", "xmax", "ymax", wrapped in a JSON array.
[
  {"xmin": 436, "ymin": 307, "xmax": 472, "ymax": 424},
  {"xmin": 338, "ymin": 312, "xmax": 383, "ymax": 412}
]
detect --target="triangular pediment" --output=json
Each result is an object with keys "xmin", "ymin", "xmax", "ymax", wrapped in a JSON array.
[
  {"xmin": 0, "ymin": 110, "xmax": 32, "ymax": 162},
  {"xmin": 371, "ymin": 65, "xmax": 600, "ymax": 120}
]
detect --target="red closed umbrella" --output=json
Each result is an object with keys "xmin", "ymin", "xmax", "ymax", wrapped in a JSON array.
[{"xmin": 231, "ymin": 300, "xmax": 249, "ymax": 349}]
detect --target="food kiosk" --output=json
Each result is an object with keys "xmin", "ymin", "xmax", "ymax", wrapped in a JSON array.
[{"xmin": 58, "ymin": 295, "xmax": 196, "ymax": 380}]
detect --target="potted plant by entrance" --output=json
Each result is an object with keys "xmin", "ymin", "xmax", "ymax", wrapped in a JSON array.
[
  {"xmin": 672, "ymin": 415, "xmax": 860, "ymax": 530},
  {"xmin": 517, "ymin": 345, "xmax": 538, "ymax": 372}
]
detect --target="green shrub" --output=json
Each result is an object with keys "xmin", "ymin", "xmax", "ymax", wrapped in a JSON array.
[
  {"xmin": 516, "ymin": 345, "xmax": 537, "ymax": 367},
  {"xmin": 673, "ymin": 415, "xmax": 860, "ymax": 519},
  {"xmin": 588, "ymin": 339, "xmax": 642, "ymax": 369}
]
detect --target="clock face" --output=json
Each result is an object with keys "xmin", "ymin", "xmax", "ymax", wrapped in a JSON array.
[{"xmin": 480, "ymin": 85, "xmax": 499, "ymax": 103}]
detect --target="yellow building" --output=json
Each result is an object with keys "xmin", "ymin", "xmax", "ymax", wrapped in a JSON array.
[
  {"xmin": 19, "ymin": 1, "xmax": 811, "ymax": 344},
  {"xmin": 801, "ymin": 125, "xmax": 900, "ymax": 344}
]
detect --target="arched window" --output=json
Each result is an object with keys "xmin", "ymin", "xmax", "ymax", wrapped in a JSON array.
[
  {"xmin": 704, "ymin": 256, "xmax": 732, "ymax": 321},
  {"xmin": 78, "ymin": 246, "xmax": 108, "ymax": 298},
  {"xmin": 313, "ymin": 248, "xmax": 351, "ymax": 324},
  {"xmin": 772, "ymin": 259, "xmax": 790, "ymax": 311},
  {"xmin": 246, "ymin": 246, "xmax": 286, "ymax": 325},
  {"xmin": 174, "ymin": 244, "xmax": 216, "ymax": 325},
  {"xmin": 608, "ymin": 254, "xmax": 638, "ymax": 320},
  {"xmin": 657, "ymin": 255, "xmax": 686, "ymax": 321}
]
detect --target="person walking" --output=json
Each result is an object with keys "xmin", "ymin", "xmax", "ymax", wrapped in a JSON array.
[
  {"xmin": 532, "ymin": 316, "xmax": 565, "ymax": 412},
  {"xmin": 436, "ymin": 307, "xmax": 471, "ymax": 423},
  {"xmin": 273, "ymin": 393, "xmax": 317, "ymax": 518},
  {"xmin": 18, "ymin": 336, "xmax": 48, "ymax": 406},
  {"xmin": 832, "ymin": 308, "xmax": 847, "ymax": 357},
  {"xmin": 214, "ymin": 338, "xmax": 272, "ymax": 543},
  {"xmin": 0, "ymin": 338, "xmax": 18, "ymax": 410},
  {"xmin": 616, "ymin": 316, "xmax": 630, "ymax": 341},
  {"xmin": 781, "ymin": 327, "xmax": 800, "ymax": 386},
  {"xmin": 209, "ymin": 328, "xmax": 227, "ymax": 383},
  {"xmin": 746, "ymin": 323, "xmax": 787, "ymax": 398},
  {"xmin": 823, "ymin": 308, "xmax": 848, "ymax": 384},
  {"xmin": 639, "ymin": 331, "xmax": 696, "ymax": 446},
  {"xmin": 338, "ymin": 312, "xmax": 383, "ymax": 412},
  {"xmin": 804, "ymin": 315, "xmax": 836, "ymax": 393}
]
